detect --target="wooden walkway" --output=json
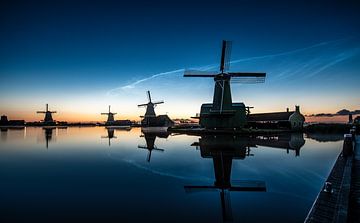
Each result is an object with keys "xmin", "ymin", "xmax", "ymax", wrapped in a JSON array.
[
  {"xmin": 348, "ymin": 136, "xmax": 360, "ymax": 222},
  {"xmin": 304, "ymin": 136, "xmax": 358, "ymax": 223}
]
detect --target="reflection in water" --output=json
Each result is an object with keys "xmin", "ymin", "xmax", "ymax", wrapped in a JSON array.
[
  {"xmin": 185, "ymin": 133, "xmax": 306, "ymax": 222},
  {"xmin": 102, "ymin": 128, "xmax": 117, "ymax": 146},
  {"xmin": 0, "ymin": 127, "xmax": 25, "ymax": 143},
  {"xmin": 185, "ymin": 135, "xmax": 266, "ymax": 222},
  {"xmin": 0, "ymin": 128, "xmax": 345, "ymax": 222},
  {"xmin": 305, "ymin": 132, "xmax": 344, "ymax": 142},
  {"xmin": 1, "ymin": 128, "xmax": 8, "ymax": 142},
  {"xmin": 43, "ymin": 127, "xmax": 55, "ymax": 149},
  {"xmin": 253, "ymin": 133, "xmax": 305, "ymax": 156},
  {"xmin": 101, "ymin": 127, "xmax": 131, "ymax": 146},
  {"xmin": 138, "ymin": 130, "xmax": 170, "ymax": 162}
]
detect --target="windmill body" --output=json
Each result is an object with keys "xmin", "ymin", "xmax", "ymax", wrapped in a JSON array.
[
  {"xmin": 138, "ymin": 91, "xmax": 174, "ymax": 127},
  {"xmin": 184, "ymin": 40, "xmax": 266, "ymax": 130},
  {"xmin": 37, "ymin": 104, "xmax": 56, "ymax": 125},
  {"xmin": 101, "ymin": 105, "xmax": 117, "ymax": 125}
]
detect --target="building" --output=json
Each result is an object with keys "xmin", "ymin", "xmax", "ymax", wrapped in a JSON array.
[
  {"xmin": 0, "ymin": 115, "xmax": 25, "ymax": 126},
  {"xmin": 247, "ymin": 106, "xmax": 305, "ymax": 130}
]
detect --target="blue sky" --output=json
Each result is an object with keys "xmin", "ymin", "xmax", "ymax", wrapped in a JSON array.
[{"xmin": 0, "ymin": 0, "xmax": 359, "ymax": 121}]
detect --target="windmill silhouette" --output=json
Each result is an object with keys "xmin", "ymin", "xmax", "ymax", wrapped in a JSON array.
[
  {"xmin": 101, "ymin": 127, "xmax": 117, "ymax": 146},
  {"xmin": 137, "ymin": 131, "xmax": 169, "ymax": 162},
  {"xmin": 37, "ymin": 104, "xmax": 56, "ymax": 125},
  {"xmin": 138, "ymin": 91, "xmax": 164, "ymax": 126},
  {"xmin": 42, "ymin": 127, "xmax": 55, "ymax": 149},
  {"xmin": 184, "ymin": 40, "xmax": 266, "ymax": 129},
  {"xmin": 138, "ymin": 133, "xmax": 164, "ymax": 162},
  {"xmin": 101, "ymin": 105, "xmax": 117, "ymax": 125},
  {"xmin": 184, "ymin": 135, "xmax": 266, "ymax": 222}
]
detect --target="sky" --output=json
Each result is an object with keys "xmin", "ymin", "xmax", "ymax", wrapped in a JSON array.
[{"xmin": 0, "ymin": 0, "xmax": 360, "ymax": 122}]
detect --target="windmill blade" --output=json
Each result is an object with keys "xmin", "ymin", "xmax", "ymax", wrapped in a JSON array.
[
  {"xmin": 220, "ymin": 40, "xmax": 232, "ymax": 72},
  {"xmin": 101, "ymin": 113, "xmax": 109, "ymax": 115},
  {"xmin": 153, "ymin": 100, "xmax": 164, "ymax": 105},
  {"xmin": 230, "ymin": 73, "xmax": 266, "ymax": 84},
  {"xmin": 184, "ymin": 185, "xmax": 218, "ymax": 193},
  {"xmin": 37, "ymin": 111, "xmax": 46, "ymax": 113},
  {"xmin": 153, "ymin": 147, "xmax": 165, "ymax": 152},
  {"xmin": 184, "ymin": 69, "xmax": 218, "ymax": 77},
  {"xmin": 138, "ymin": 103, "xmax": 148, "ymax": 107},
  {"xmin": 228, "ymin": 72, "xmax": 266, "ymax": 77},
  {"xmin": 147, "ymin": 91, "xmax": 152, "ymax": 103},
  {"xmin": 230, "ymin": 76, "xmax": 265, "ymax": 84},
  {"xmin": 230, "ymin": 180, "xmax": 266, "ymax": 191},
  {"xmin": 220, "ymin": 190, "xmax": 233, "ymax": 222},
  {"xmin": 138, "ymin": 145, "xmax": 148, "ymax": 149}
]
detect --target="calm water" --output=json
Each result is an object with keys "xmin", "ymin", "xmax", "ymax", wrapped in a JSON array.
[{"xmin": 0, "ymin": 127, "xmax": 343, "ymax": 223}]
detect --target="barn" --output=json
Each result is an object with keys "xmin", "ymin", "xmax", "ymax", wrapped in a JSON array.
[{"xmin": 247, "ymin": 106, "xmax": 305, "ymax": 131}]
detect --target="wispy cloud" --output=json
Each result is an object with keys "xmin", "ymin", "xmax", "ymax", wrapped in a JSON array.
[{"xmin": 107, "ymin": 37, "xmax": 359, "ymax": 96}]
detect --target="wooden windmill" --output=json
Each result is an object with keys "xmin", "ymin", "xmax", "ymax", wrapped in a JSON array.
[
  {"xmin": 138, "ymin": 91, "xmax": 164, "ymax": 126},
  {"xmin": 37, "ymin": 104, "xmax": 56, "ymax": 124},
  {"xmin": 101, "ymin": 105, "xmax": 117, "ymax": 125},
  {"xmin": 184, "ymin": 40, "xmax": 266, "ymax": 129}
]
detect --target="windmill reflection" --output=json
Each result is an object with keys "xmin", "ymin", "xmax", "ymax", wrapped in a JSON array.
[
  {"xmin": 138, "ymin": 129, "xmax": 170, "ymax": 162},
  {"xmin": 184, "ymin": 133, "xmax": 305, "ymax": 222},
  {"xmin": 42, "ymin": 127, "xmax": 55, "ymax": 149},
  {"xmin": 102, "ymin": 127, "xmax": 117, "ymax": 146},
  {"xmin": 101, "ymin": 127, "xmax": 131, "ymax": 147},
  {"xmin": 185, "ymin": 135, "xmax": 266, "ymax": 222}
]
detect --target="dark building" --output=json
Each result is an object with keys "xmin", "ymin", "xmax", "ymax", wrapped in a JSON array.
[
  {"xmin": 0, "ymin": 115, "xmax": 25, "ymax": 126},
  {"xmin": 247, "ymin": 105, "xmax": 305, "ymax": 130},
  {"xmin": 0, "ymin": 115, "xmax": 8, "ymax": 125}
]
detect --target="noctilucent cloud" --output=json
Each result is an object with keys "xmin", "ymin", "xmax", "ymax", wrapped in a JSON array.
[{"xmin": 1, "ymin": 0, "xmax": 360, "ymax": 121}]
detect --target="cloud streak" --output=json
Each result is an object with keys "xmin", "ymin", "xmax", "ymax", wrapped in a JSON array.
[{"xmin": 107, "ymin": 37, "xmax": 358, "ymax": 96}]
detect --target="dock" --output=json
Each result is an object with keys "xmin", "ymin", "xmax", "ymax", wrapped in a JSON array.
[{"xmin": 305, "ymin": 135, "xmax": 360, "ymax": 223}]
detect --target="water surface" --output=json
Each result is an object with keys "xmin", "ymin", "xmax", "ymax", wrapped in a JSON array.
[{"xmin": 0, "ymin": 127, "xmax": 343, "ymax": 222}]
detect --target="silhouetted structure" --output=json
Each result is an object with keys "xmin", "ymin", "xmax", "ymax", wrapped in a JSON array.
[
  {"xmin": 43, "ymin": 127, "xmax": 55, "ymax": 149},
  {"xmin": 138, "ymin": 129, "xmax": 170, "ymax": 162},
  {"xmin": 0, "ymin": 115, "xmax": 25, "ymax": 126},
  {"xmin": 183, "ymin": 133, "xmax": 306, "ymax": 221},
  {"xmin": 184, "ymin": 40, "xmax": 266, "ymax": 130},
  {"xmin": 101, "ymin": 127, "xmax": 117, "ymax": 146},
  {"xmin": 1, "ymin": 115, "xmax": 8, "ymax": 124},
  {"xmin": 138, "ymin": 90, "xmax": 174, "ymax": 127},
  {"xmin": 37, "ymin": 104, "xmax": 56, "ymax": 125},
  {"xmin": 101, "ymin": 105, "xmax": 116, "ymax": 125},
  {"xmin": 247, "ymin": 105, "xmax": 305, "ymax": 130},
  {"xmin": 185, "ymin": 135, "xmax": 266, "ymax": 222}
]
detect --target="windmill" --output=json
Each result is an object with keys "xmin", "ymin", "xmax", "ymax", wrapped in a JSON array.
[
  {"xmin": 138, "ymin": 91, "xmax": 164, "ymax": 126},
  {"xmin": 101, "ymin": 127, "xmax": 117, "ymax": 146},
  {"xmin": 138, "ymin": 133, "xmax": 164, "ymax": 162},
  {"xmin": 42, "ymin": 127, "xmax": 55, "ymax": 149},
  {"xmin": 37, "ymin": 104, "xmax": 56, "ymax": 124},
  {"xmin": 184, "ymin": 40, "xmax": 266, "ymax": 129},
  {"xmin": 101, "ymin": 105, "xmax": 117, "ymax": 125},
  {"xmin": 185, "ymin": 135, "xmax": 266, "ymax": 222}
]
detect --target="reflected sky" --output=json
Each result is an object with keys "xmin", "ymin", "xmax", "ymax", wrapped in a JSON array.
[{"xmin": 0, "ymin": 127, "xmax": 343, "ymax": 222}]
